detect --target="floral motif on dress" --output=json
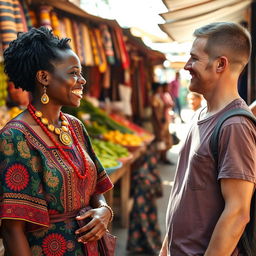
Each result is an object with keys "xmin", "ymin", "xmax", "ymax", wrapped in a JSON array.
[
  {"xmin": 42, "ymin": 233, "xmax": 67, "ymax": 256},
  {"xmin": 5, "ymin": 163, "xmax": 30, "ymax": 191},
  {"xmin": 17, "ymin": 140, "xmax": 31, "ymax": 158},
  {"xmin": 1, "ymin": 139, "xmax": 14, "ymax": 156}
]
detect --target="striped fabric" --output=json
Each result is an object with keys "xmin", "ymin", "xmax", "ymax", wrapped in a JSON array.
[
  {"xmin": 18, "ymin": 0, "xmax": 27, "ymax": 32},
  {"xmin": 100, "ymin": 24, "xmax": 115, "ymax": 65},
  {"xmin": 62, "ymin": 17, "xmax": 76, "ymax": 52},
  {"xmin": 72, "ymin": 20, "xmax": 83, "ymax": 59},
  {"xmin": 80, "ymin": 23, "xmax": 94, "ymax": 66},
  {"xmin": 58, "ymin": 17, "xmax": 67, "ymax": 38},
  {"xmin": 0, "ymin": 0, "xmax": 27, "ymax": 50},
  {"xmin": 94, "ymin": 28, "xmax": 107, "ymax": 73},
  {"xmin": 39, "ymin": 5, "xmax": 52, "ymax": 29},
  {"xmin": 110, "ymin": 27, "xmax": 121, "ymax": 66},
  {"xmin": 20, "ymin": 0, "xmax": 32, "ymax": 30},
  {"xmin": 89, "ymin": 28, "xmax": 100, "ymax": 67},
  {"xmin": 29, "ymin": 9, "xmax": 37, "ymax": 27},
  {"xmin": 78, "ymin": 22, "xmax": 86, "ymax": 65},
  {"xmin": 50, "ymin": 11, "xmax": 61, "ymax": 37}
]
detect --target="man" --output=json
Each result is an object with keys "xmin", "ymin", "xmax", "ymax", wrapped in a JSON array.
[
  {"xmin": 187, "ymin": 91, "xmax": 203, "ymax": 112},
  {"xmin": 160, "ymin": 22, "xmax": 256, "ymax": 256}
]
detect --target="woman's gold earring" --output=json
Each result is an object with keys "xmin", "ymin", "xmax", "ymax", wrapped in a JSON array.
[{"xmin": 41, "ymin": 86, "xmax": 49, "ymax": 104}]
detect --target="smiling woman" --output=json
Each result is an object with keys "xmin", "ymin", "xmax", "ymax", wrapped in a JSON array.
[{"xmin": 0, "ymin": 27, "xmax": 114, "ymax": 256}]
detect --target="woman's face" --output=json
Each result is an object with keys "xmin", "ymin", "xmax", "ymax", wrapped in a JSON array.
[{"xmin": 46, "ymin": 49, "xmax": 86, "ymax": 107}]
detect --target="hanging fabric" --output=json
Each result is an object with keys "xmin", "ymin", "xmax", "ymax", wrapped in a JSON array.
[
  {"xmin": 114, "ymin": 27, "xmax": 130, "ymax": 69},
  {"xmin": 50, "ymin": 11, "xmax": 61, "ymax": 37},
  {"xmin": 29, "ymin": 9, "xmax": 37, "ymax": 27},
  {"xmin": 39, "ymin": 5, "xmax": 52, "ymax": 30},
  {"xmin": 0, "ymin": 0, "xmax": 26, "ymax": 50},
  {"xmin": 100, "ymin": 24, "xmax": 115, "ymax": 65},
  {"xmin": 80, "ymin": 23, "xmax": 94, "ymax": 66},
  {"xmin": 94, "ymin": 28, "xmax": 107, "ymax": 73},
  {"xmin": 62, "ymin": 17, "xmax": 76, "ymax": 52},
  {"xmin": 110, "ymin": 27, "xmax": 121, "ymax": 66},
  {"xmin": 20, "ymin": 0, "xmax": 33, "ymax": 30},
  {"xmin": 72, "ymin": 20, "xmax": 83, "ymax": 59},
  {"xmin": 58, "ymin": 18, "xmax": 67, "ymax": 38},
  {"xmin": 18, "ymin": 0, "xmax": 28, "ymax": 32},
  {"xmin": 89, "ymin": 28, "xmax": 100, "ymax": 66}
]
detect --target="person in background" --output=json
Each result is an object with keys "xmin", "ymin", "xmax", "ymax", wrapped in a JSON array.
[
  {"xmin": 168, "ymin": 71, "xmax": 184, "ymax": 123},
  {"xmin": 249, "ymin": 99, "xmax": 256, "ymax": 116},
  {"xmin": 187, "ymin": 91, "xmax": 203, "ymax": 112},
  {"xmin": 0, "ymin": 27, "xmax": 113, "ymax": 256},
  {"xmin": 160, "ymin": 22, "xmax": 256, "ymax": 256}
]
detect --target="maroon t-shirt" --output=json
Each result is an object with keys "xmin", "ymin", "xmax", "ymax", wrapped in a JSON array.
[{"xmin": 167, "ymin": 98, "xmax": 256, "ymax": 256}]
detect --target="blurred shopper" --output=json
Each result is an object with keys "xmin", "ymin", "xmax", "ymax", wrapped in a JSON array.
[
  {"xmin": 187, "ymin": 91, "xmax": 203, "ymax": 112},
  {"xmin": 160, "ymin": 22, "xmax": 256, "ymax": 256},
  {"xmin": 168, "ymin": 71, "xmax": 184, "ymax": 123}
]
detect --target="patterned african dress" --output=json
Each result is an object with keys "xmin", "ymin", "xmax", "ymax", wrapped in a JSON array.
[{"xmin": 0, "ymin": 114, "xmax": 113, "ymax": 256}]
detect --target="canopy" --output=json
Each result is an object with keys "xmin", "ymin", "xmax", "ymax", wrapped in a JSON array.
[{"xmin": 159, "ymin": 0, "xmax": 252, "ymax": 42}]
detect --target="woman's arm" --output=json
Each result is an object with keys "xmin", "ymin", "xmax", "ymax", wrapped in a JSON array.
[{"xmin": 1, "ymin": 219, "xmax": 32, "ymax": 256}]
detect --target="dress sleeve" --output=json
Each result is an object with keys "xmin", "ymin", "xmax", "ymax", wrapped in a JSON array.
[
  {"xmin": 0, "ymin": 127, "xmax": 49, "ymax": 232},
  {"xmin": 79, "ymin": 120, "xmax": 114, "ymax": 194},
  {"xmin": 218, "ymin": 117, "xmax": 256, "ymax": 183}
]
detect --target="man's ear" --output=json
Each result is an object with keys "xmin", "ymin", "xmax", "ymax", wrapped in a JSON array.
[
  {"xmin": 216, "ymin": 56, "xmax": 227, "ymax": 73},
  {"xmin": 36, "ymin": 70, "xmax": 51, "ymax": 85}
]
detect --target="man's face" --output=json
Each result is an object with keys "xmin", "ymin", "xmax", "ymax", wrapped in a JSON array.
[{"xmin": 184, "ymin": 38, "xmax": 217, "ymax": 95}]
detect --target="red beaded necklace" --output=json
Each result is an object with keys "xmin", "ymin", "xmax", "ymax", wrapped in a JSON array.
[{"xmin": 27, "ymin": 103, "xmax": 88, "ymax": 179}]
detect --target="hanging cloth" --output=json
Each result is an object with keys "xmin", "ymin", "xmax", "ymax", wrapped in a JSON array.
[
  {"xmin": 20, "ymin": 0, "xmax": 32, "ymax": 30},
  {"xmin": 62, "ymin": 17, "xmax": 76, "ymax": 52},
  {"xmin": 58, "ymin": 18, "xmax": 67, "ymax": 38},
  {"xmin": 17, "ymin": 0, "xmax": 28, "ymax": 32},
  {"xmin": 89, "ymin": 28, "xmax": 100, "ymax": 67},
  {"xmin": 29, "ymin": 9, "xmax": 37, "ymax": 27},
  {"xmin": 0, "ymin": 0, "xmax": 23, "ymax": 50},
  {"xmin": 100, "ymin": 24, "xmax": 115, "ymax": 65},
  {"xmin": 94, "ymin": 28, "xmax": 107, "ymax": 73},
  {"xmin": 77, "ymin": 23, "xmax": 86, "ymax": 65},
  {"xmin": 80, "ymin": 23, "xmax": 94, "ymax": 66},
  {"xmin": 50, "ymin": 11, "xmax": 61, "ymax": 37},
  {"xmin": 39, "ymin": 5, "xmax": 52, "ymax": 30},
  {"xmin": 110, "ymin": 27, "xmax": 121, "ymax": 66},
  {"xmin": 72, "ymin": 21, "xmax": 83, "ymax": 59},
  {"xmin": 114, "ymin": 27, "xmax": 130, "ymax": 69}
]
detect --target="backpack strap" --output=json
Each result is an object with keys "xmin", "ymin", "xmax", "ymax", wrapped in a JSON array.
[{"xmin": 209, "ymin": 108, "xmax": 256, "ymax": 167}]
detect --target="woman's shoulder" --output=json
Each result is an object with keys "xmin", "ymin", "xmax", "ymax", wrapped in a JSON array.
[{"xmin": 0, "ymin": 120, "xmax": 27, "ymax": 139}]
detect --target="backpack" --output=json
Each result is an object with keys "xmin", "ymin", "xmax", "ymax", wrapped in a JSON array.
[{"xmin": 209, "ymin": 108, "xmax": 256, "ymax": 256}]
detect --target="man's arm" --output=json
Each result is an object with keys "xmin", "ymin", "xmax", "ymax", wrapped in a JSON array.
[
  {"xmin": 159, "ymin": 234, "xmax": 168, "ymax": 256},
  {"xmin": 205, "ymin": 178, "xmax": 254, "ymax": 256}
]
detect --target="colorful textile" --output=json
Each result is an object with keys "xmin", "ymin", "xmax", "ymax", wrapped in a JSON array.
[
  {"xmin": 80, "ymin": 24, "xmax": 94, "ymax": 66},
  {"xmin": 109, "ymin": 27, "xmax": 121, "ymax": 66},
  {"xmin": 89, "ymin": 29, "xmax": 100, "ymax": 67},
  {"xmin": 20, "ymin": 0, "xmax": 32, "ymax": 30},
  {"xmin": 77, "ymin": 23, "xmax": 86, "ymax": 65},
  {"xmin": 39, "ymin": 5, "xmax": 52, "ymax": 30},
  {"xmin": 99, "ymin": 24, "xmax": 115, "ymax": 65},
  {"xmin": 72, "ymin": 21, "xmax": 83, "ymax": 62},
  {"xmin": 17, "ymin": 0, "xmax": 27, "ymax": 32},
  {"xmin": 114, "ymin": 27, "xmax": 130, "ymax": 69},
  {"xmin": 62, "ymin": 17, "xmax": 76, "ymax": 53},
  {"xmin": 29, "ymin": 9, "xmax": 37, "ymax": 27},
  {"xmin": 127, "ymin": 148, "xmax": 162, "ymax": 254},
  {"xmin": 50, "ymin": 11, "xmax": 61, "ymax": 37},
  {"xmin": 0, "ymin": 0, "xmax": 26, "ymax": 50},
  {"xmin": 0, "ymin": 115, "xmax": 113, "ymax": 255},
  {"xmin": 94, "ymin": 28, "xmax": 107, "ymax": 73}
]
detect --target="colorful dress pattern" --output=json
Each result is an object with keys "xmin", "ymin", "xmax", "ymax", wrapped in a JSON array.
[{"xmin": 0, "ymin": 114, "xmax": 113, "ymax": 256}]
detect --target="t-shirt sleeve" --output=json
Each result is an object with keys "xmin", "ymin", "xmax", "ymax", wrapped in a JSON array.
[
  {"xmin": 79, "ymin": 121, "xmax": 114, "ymax": 194},
  {"xmin": 0, "ymin": 128, "xmax": 49, "ymax": 232},
  {"xmin": 218, "ymin": 117, "xmax": 256, "ymax": 183}
]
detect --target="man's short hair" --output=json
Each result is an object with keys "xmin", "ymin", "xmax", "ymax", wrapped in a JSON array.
[{"xmin": 193, "ymin": 22, "xmax": 251, "ymax": 70}]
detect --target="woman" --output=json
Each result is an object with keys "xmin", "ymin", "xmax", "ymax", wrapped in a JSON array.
[{"xmin": 0, "ymin": 27, "xmax": 114, "ymax": 255}]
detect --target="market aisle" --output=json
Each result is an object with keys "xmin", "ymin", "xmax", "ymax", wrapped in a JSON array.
[{"xmin": 112, "ymin": 111, "xmax": 191, "ymax": 256}]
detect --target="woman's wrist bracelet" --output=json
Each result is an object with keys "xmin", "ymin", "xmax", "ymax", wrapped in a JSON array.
[{"xmin": 99, "ymin": 204, "xmax": 114, "ymax": 222}]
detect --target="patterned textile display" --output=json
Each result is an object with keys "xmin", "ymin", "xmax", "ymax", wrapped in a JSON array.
[
  {"xmin": 114, "ymin": 27, "xmax": 130, "ymax": 69},
  {"xmin": 72, "ymin": 21, "xmax": 84, "ymax": 65},
  {"xmin": 94, "ymin": 28, "xmax": 107, "ymax": 73},
  {"xmin": 100, "ymin": 24, "xmax": 115, "ymax": 65},
  {"xmin": 62, "ymin": 17, "xmax": 76, "ymax": 53},
  {"xmin": 0, "ymin": 0, "xmax": 26, "ymax": 50},
  {"xmin": 39, "ymin": 5, "xmax": 52, "ymax": 30},
  {"xmin": 17, "ymin": 0, "xmax": 28, "ymax": 32},
  {"xmin": 89, "ymin": 29, "xmax": 100, "ymax": 67},
  {"xmin": 20, "ymin": 0, "xmax": 32, "ymax": 30},
  {"xmin": 0, "ymin": 116, "xmax": 113, "ymax": 256},
  {"xmin": 80, "ymin": 23, "xmax": 94, "ymax": 66},
  {"xmin": 50, "ymin": 11, "xmax": 61, "ymax": 37},
  {"xmin": 109, "ymin": 27, "xmax": 121, "ymax": 66},
  {"xmin": 29, "ymin": 9, "xmax": 37, "ymax": 27},
  {"xmin": 127, "ymin": 147, "xmax": 162, "ymax": 255},
  {"xmin": 59, "ymin": 17, "xmax": 67, "ymax": 38},
  {"xmin": 77, "ymin": 23, "xmax": 86, "ymax": 65}
]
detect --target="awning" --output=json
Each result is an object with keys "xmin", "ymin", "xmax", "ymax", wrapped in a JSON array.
[{"xmin": 159, "ymin": 0, "xmax": 252, "ymax": 42}]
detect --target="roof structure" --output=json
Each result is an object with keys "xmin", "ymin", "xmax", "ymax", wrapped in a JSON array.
[{"xmin": 159, "ymin": 0, "xmax": 252, "ymax": 42}]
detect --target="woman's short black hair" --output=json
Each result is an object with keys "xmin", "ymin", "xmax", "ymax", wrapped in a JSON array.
[{"xmin": 4, "ymin": 26, "xmax": 71, "ymax": 92}]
